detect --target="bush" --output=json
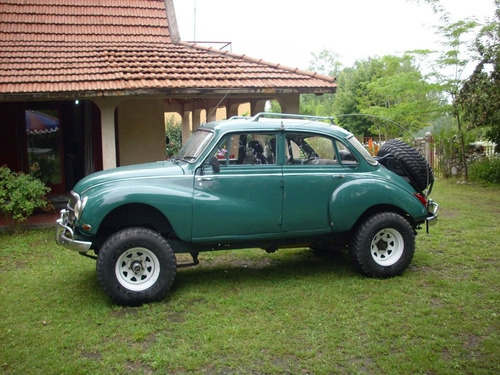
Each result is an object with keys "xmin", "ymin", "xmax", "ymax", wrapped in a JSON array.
[
  {"xmin": 165, "ymin": 115, "xmax": 182, "ymax": 158},
  {"xmin": 469, "ymin": 157, "xmax": 500, "ymax": 184},
  {"xmin": 0, "ymin": 165, "xmax": 51, "ymax": 223}
]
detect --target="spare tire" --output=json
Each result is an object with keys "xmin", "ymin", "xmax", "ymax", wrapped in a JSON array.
[{"xmin": 377, "ymin": 139, "xmax": 434, "ymax": 192}]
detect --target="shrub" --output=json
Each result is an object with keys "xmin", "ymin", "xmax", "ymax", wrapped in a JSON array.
[
  {"xmin": 0, "ymin": 165, "xmax": 51, "ymax": 223},
  {"xmin": 165, "ymin": 115, "xmax": 183, "ymax": 158},
  {"xmin": 468, "ymin": 157, "xmax": 500, "ymax": 184}
]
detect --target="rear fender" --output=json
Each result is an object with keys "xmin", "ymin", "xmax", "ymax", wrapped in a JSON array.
[{"xmin": 329, "ymin": 179, "xmax": 428, "ymax": 233}]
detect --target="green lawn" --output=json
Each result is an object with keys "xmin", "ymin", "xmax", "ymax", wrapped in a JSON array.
[{"xmin": 1, "ymin": 180, "xmax": 499, "ymax": 374}]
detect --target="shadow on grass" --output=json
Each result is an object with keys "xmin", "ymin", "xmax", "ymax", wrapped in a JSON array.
[
  {"xmin": 61, "ymin": 248, "xmax": 359, "ymax": 306},
  {"xmin": 172, "ymin": 248, "xmax": 358, "ymax": 293}
]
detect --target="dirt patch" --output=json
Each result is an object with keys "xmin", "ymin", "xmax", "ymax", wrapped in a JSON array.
[
  {"xmin": 441, "ymin": 348, "xmax": 452, "ymax": 362},
  {"xmin": 140, "ymin": 333, "xmax": 158, "ymax": 350},
  {"xmin": 439, "ymin": 207, "xmax": 459, "ymax": 218},
  {"xmin": 201, "ymin": 257, "xmax": 278, "ymax": 270},
  {"xmin": 80, "ymin": 351, "xmax": 102, "ymax": 361},
  {"xmin": 110, "ymin": 307, "xmax": 140, "ymax": 318},
  {"xmin": 463, "ymin": 333, "xmax": 483, "ymax": 350},
  {"xmin": 123, "ymin": 360, "xmax": 154, "ymax": 374},
  {"xmin": 166, "ymin": 312, "xmax": 186, "ymax": 323}
]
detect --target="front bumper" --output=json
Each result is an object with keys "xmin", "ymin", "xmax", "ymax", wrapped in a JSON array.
[
  {"xmin": 426, "ymin": 199, "xmax": 439, "ymax": 227},
  {"xmin": 55, "ymin": 209, "xmax": 92, "ymax": 253}
]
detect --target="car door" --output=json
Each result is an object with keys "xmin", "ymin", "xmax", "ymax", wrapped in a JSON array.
[
  {"xmin": 281, "ymin": 132, "xmax": 358, "ymax": 235},
  {"xmin": 192, "ymin": 132, "xmax": 283, "ymax": 241}
]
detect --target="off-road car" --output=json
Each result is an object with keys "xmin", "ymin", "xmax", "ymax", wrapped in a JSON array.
[{"xmin": 56, "ymin": 113, "xmax": 438, "ymax": 305}]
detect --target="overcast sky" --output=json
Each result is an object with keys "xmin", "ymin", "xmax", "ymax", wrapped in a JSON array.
[{"xmin": 172, "ymin": 0, "xmax": 497, "ymax": 70}]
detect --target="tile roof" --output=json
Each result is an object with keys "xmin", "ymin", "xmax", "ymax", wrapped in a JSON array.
[{"xmin": 0, "ymin": 0, "xmax": 336, "ymax": 100}]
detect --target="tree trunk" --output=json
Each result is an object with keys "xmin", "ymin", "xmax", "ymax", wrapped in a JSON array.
[{"xmin": 456, "ymin": 113, "xmax": 469, "ymax": 182}]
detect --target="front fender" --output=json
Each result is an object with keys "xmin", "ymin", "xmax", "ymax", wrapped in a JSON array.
[
  {"xmin": 329, "ymin": 178, "xmax": 428, "ymax": 233},
  {"xmin": 77, "ymin": 177, "xmax": 194, "ymax": 241}
]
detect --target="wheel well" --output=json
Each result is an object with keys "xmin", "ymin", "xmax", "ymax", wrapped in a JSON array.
[
  {"xmin": 353, "ymin": 204, "xmax": 415, "ymax": 232},
  {"xmin": 97, "ymin": 203, "xmax": 174, "ymax": 240}
]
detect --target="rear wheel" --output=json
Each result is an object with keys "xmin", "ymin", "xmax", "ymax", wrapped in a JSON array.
[
  {"xmin": 97, "ymin": 227, "xmax": 177, "ymax": 306},
  {"xmin": 350, "ymin": 212, "xmax": 415, "ymax": 277}
]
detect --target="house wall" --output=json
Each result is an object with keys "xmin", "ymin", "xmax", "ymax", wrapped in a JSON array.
[{"xmin": 117, "ymin": 99, "xmax": 166, "ymax": 166}]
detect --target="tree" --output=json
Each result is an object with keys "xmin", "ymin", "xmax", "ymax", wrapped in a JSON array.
[
  {"xmin": 301, "ymin": 49, "xmax": 342, "ymax": 117},
  {"xmin": 332, "ymin": 58, "xmax": 382, "ymax": 137},
  {"xmin": 411, "ymin": 0, "xmax": 488, "ymax": 181},
  {"xmin": 457, "ymin": 1, "xmax": 500, "ymax": 152},
  {"xmin": 331, "ymin": 55, "xmax": 440, "ymax": 139},
  {"xmin": 308, "ymin": 49, "xmax": 343, "ymax": 77},
  {"xmin": 357, "ymin": 55, "xmax": 443, "ymax": 139}
]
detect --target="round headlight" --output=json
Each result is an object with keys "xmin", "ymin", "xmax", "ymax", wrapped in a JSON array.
[{"xmin": 74, "ymin": 196, "xmax": 88, "ymax": 220}]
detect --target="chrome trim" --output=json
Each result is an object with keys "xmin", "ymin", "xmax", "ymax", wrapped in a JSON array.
[
  {"xmin": 426, "ymin": 199, "xmax": 439, "ymax": 226},
  {"xmin": 55, "ymin": 209, "xmax": 92, "ymax": 253}
]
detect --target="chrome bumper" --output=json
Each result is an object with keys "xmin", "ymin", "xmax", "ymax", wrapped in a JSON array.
[
  {"xmin": 426, "ymin": 199, "xmax": 439, "ymax": 226},
  {"xmin": 55, "ymin": 209, "xmax": 92, "ymax": 253}
]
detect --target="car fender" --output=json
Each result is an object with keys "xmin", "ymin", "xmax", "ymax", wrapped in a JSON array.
[
  {"xmin": 78, "ymin": 177, "xmax": 194, "ymax": 241},
  {"xmin": 329, "ymin": 178, "xmax": 428, "ymax": 233}
]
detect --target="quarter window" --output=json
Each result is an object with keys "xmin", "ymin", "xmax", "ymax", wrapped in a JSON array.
[{"xmin": 335, "ymin": 140, "xmax": 358, "ymax": 165}]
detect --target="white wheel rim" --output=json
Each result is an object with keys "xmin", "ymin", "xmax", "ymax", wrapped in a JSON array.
[
  {"xmin": 370, "ymin": 228, "xmax": 404, "ymax": 266},
  {"xmin": 115, "ymin": 247, "xmax": 160, "ymax": 291}
]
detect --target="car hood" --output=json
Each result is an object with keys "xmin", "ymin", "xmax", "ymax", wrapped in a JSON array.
[{"xmin": 74, "ymin": 160, "xmax": 186, "ymax": 194}]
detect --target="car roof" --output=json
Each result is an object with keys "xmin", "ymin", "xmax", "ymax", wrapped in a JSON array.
[{"xmin": 200, "ymin": 113, "xmax": 353, "ymax": 139}]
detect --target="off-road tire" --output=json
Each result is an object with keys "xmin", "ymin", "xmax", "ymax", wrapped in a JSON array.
[
  {"xmin": 97, "ymin": 227, "xmax": 177, "ymax": 306},
  {"xmin": 377, "ymin": 139, "xmax": 434, "ymax": 192},
  {"xmin": 350, "ymin": 212, "xmax": 415, "ymax": 278}
]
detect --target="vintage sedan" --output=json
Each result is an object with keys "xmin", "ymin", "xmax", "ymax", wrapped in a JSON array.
[{"xmin": 56, "ymin": 113, "xmax": 438, "ymax": 305}]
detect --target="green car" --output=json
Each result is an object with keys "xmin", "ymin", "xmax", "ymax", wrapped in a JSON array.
[{"xmin": 56, "ymin": 113, "xmax": 438, "ymax": 305}]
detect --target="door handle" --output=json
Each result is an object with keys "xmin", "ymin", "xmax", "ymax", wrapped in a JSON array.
[
  {"xmin": 198, "ymin": 177, "xmax": 214, "ymax": 181},
  {"xmin": 333, "ymin": 174, "xmax": 346, "ymax": 179}
]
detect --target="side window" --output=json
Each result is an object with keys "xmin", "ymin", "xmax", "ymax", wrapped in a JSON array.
[
  {"xmin": 285, "ymin": 133, "xmax": 338, "ymax": 165},
  {"xmin": 335, "ymin": 140, "xmax": 358, "ymax": 165},
  {"xmin": 211, "ymin": 133, "xmax": 277, "ymax": 167}
]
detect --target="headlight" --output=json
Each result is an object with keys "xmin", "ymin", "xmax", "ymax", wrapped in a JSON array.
[{"xmin": 74, "ymin": 195, "xmax": 88, "ymax": 220}]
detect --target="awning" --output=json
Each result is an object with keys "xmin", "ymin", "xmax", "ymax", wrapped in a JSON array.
[{"xmin": 25, "ymin": 110, "xmax": 59, "ymax": 135}]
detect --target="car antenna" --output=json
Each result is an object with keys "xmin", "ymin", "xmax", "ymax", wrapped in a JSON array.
[{"xmin": 201, "ymin": 86, "xmax": 234, "ymax": 126}]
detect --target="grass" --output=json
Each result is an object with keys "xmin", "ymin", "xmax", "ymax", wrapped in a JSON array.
[{"xmin": 1, "ymin": 180, "xmax": 499, "ymax": 374}]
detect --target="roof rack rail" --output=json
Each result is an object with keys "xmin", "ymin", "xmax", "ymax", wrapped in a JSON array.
[{"xmin": 252, "ymin": 112, "xmax": 336, "ymax": 125}]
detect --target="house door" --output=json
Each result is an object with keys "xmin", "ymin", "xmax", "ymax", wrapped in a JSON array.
[{"xmin": 25, "ymin": 109, "xmax": 65, "ymax": 194}]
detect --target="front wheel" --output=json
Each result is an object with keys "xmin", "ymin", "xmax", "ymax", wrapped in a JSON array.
[
  {"xmin": 97, "ymin": 227, "xmax": 177, "ymax": 306},
  {"xmin": 350, "ymin": 212, "xmax": 415, "ymax": 278}
]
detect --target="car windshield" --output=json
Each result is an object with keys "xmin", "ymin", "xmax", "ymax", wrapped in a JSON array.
[
  {"xmin": 347, "ymin": 136, "xmax": 378, "ymax": 166},
  {"xmin": 176, "ymin": 129, "xmax": 214, "ymax": 162}
]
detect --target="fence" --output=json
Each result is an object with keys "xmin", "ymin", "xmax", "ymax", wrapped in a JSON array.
[{"xmin": 363, "ymin": 136, "xmax": 497, "ymax": 178}]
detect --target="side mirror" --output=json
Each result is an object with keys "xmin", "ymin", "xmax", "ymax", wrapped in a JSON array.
[{"xmin": 209, "ymin": 156, "xmax": 220, "ymax": 173}]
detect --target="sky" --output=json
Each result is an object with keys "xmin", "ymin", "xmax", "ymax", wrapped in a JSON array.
[{"xmin": 172, "ymin": 0, "xmax": 497, "ymax": 71}]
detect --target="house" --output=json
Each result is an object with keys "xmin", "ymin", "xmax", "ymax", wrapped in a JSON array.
[{"xmin": 0, "ymin": 0, "xmax": 337, "ymax": 194}]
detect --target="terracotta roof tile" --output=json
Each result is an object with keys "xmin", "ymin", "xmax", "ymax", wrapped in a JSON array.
[{"xmin": 0, "ymin": 0, "xmax": 336, "ymax": 99}]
